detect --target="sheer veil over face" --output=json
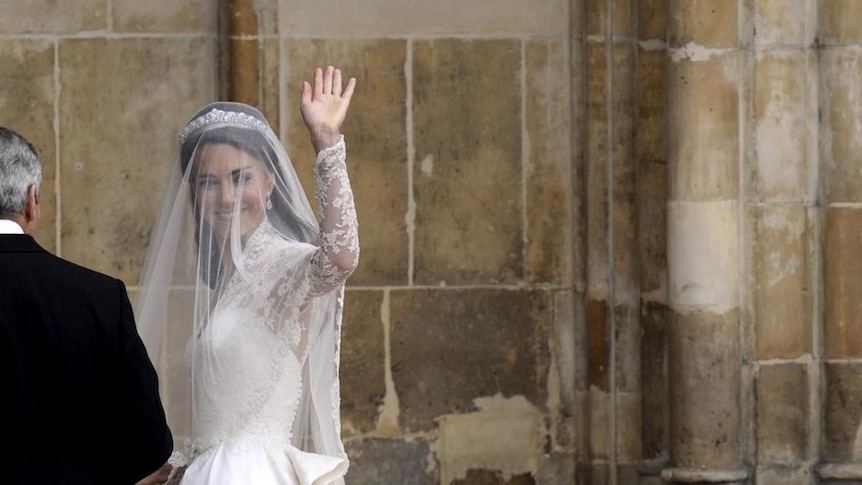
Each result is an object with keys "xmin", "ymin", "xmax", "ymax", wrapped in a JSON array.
[{"xmin": 135, "ymin": 102, "xmax": 348, "ymax": 480}]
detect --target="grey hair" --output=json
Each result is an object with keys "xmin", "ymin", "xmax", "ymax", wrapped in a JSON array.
[{"xmin": 0, "ymin": 127, "xmax": 41, "ymax": 216}]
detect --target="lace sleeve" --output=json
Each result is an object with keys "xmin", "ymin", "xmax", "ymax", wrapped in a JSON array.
[{"xmin": 309, "ymin": 136, "xmax": 359, "ymax": 296}]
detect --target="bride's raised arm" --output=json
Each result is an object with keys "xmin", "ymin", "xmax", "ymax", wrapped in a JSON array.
[{"xmin": 301, "ymin": 66, "xmax": 359, "ymax": 295}]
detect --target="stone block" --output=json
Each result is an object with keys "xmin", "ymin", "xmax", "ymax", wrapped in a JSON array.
[
  {"xmin": 756, "ymin": 364, "xmax": 809, "ymax": 463},
  {"xmin": 754, "ymin": 0, "xmax": 816, "ymax": 46},
  {"xmin": 668, "ymin": 201, "xmax": 739, "ymax": 313},
  {"xmin": 640, "ymin": 0, "xmax": 668, "ymax": 40},
  {"xmin": 439, "ymin": 408, "xmax": 541, "ymax": 485},
  {"xmin": 640, "ymin": 301, "xmax": 669, "ymax": 460},
  {"xmin": 0, "ymin": 40, "xmax": 57, "ymax": 252},
  {"xmin": 0, "ymin": 0, "xmax": 106, "ymax": 33},
  {"xmin": 587, "ymin": 298, "xmax": 609, "ymax": 391},
  {"xmin": 637, "ymin": 50, "xmax": 667, "ymax": 162},
  {"xmin": 112, "ymin": 0, "xmax": 216, "ymax": 33},
  {"xmin": 58, "ymin": 38, "xmax": 216, "ymax": 285},
  {"xmin": 638, "ymin": 160, "xmax": 667, "ymax": 295},
  {"xmin": 585, "ymin": 42, "xmax": 609, "ymax": 296},
  {"xmin": 585, "ymin": 0, "xmax": 635, "ymax": 37},
  {"xmin": 820, "ymin": 47, "xmax": 862, "ymax": 203},
  {"xmin": 614, "ymin": 303, "xmax": 640, "ymax": 392},
  {"xmin": 344, "ymin": 437, "xmax": 438, "ymax": 485},
  {"xmin": 278, "ymin": 0, "xmax": 567, "ymax": 37},
  {"xmin": 752, "ymin": 50, "xmax": 817, "ymax": 202},
  {"xmin": 451, "ymin": 470, "xmax": 536, "ymax": 485},
  {"xmin": 819, "ymin": 0, "xmax": 862, "ymax": 45},
  {"xmin": 284, "ymin": 39, "xmax": 409, "ymax": 286},
  {"xmin": 538, "ymin": 453, "xmax": 576, "ymax": 485},
  {"xmin": 413, "ymin": 40, "xmax": 522, "ymax": 285},
  {"xmin": 824, "ymin": 208, "xmax": 862, "ymax": 358},
  {"xmin": 616, "ymin": 392, "xmax": 641, "ymax": 462},
  {"xmin": 669, "ymin": 0, "xmax": 738, "ymax": 47},
  {"xmin": 823, "ymin": 363, "xmax": 862, "ymax": 461},
  {"xmin": 668, "ymin": 53, "xmax": 740, "ymax": 200},
  {"xmin": 340, "ymin": 290, "xmax": 385, "ymax": 436},
  {"xmin": 755, "ymin": 466, "xmax": 812, "ymax": 485},
  {"xmin": 389, "ymin": 289, "xmax": 549, "ymax": 432},
  {"xmin": 668, "ymin": 309, "xmax": 740, "ymax": 467},
  {"xmin": 525, "ymin": 39, "xmax": 572, "ymax": 286},
  {"xmin": 749, "ymin": 206, "xmax": 813, "ymax": 358},
  {"xmin": 590, "ymin": 389, "xmax": 611, "ymax": 460},
  {"xmin": 258, "ymin": 38, "xmax": 281, "ymax": 133}
]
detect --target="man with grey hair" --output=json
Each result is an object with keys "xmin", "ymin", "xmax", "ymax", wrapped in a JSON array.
[{"xmin": 0, "ymin": 127, "xmax": 173, "ymax": 484}]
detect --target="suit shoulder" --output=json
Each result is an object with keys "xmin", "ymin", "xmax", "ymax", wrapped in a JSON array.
[{"xmin": 42, "ymin": 253, "xmax": 125, "ymax": 293}]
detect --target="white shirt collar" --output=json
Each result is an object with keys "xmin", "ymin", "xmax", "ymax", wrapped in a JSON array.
[{"xmin": 0, "ymin": 219, "xmax": 25, "ymax": 234}]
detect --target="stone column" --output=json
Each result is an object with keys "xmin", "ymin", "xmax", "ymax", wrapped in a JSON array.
[
  {"xmin": 747, "ymin": 1, "xmax": 818, "ymax": 484},
  {"xmin": 818, "ymin": 1, "xmax": 862, "ymax": 482},
  {"xmin": 662, "ymin": 1, "xmax": 747, "ymax": 482}
]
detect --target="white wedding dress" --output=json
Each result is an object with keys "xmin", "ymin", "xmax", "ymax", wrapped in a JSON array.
[{"xmin": 170, "ymin": 136, "xmax": 358, "ymax": 485}]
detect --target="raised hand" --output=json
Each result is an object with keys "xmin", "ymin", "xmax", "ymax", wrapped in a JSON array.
[{"xmin": 300, "ymin": 66, "xmax": 357, "ymax": 153}]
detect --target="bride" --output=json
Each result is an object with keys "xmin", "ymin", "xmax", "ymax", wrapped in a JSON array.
[{"xmin": 135, "ymin": 66, "xmax": 358, "ymax": 484}]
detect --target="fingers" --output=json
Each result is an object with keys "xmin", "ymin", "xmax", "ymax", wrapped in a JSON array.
[
  {"xmin": 333, "ymin": 68, "xmax": 343, "ymax": 96},
  {"xmin": 314, "ymin": 67, "xmax": 324, "ymax": 95},
  {"xmin": 342, "ymin": 77, "xmax": 357, "ymax": 101},
  {"xmin": 301, "ymin": 81, "xmax": 312, "ymax": 105},
  {"xmin": 324, "ymin": 65, "xmax": 334, "ymax": 95}
]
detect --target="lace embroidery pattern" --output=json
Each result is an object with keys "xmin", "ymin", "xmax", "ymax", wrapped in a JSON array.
[
  {"xmin": 310, "ymin": 137, "xmax": 359, "ymax": 294},
  {"xmin": 178, "ymin": 108, "xmax": 270, "ymax": 144}
]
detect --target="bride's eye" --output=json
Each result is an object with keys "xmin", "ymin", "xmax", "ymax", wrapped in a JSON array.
[{"xmin": 197, "ymin": 176, "xmax": 218, "ymax": 189}]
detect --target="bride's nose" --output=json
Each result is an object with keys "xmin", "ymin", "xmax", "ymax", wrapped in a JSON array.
[{"xmin": 218, "ymin": 183, "xmax": 236, "ymax": 207}]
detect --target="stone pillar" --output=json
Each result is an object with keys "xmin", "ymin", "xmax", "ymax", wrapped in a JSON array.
[
  {"xmin": 637, "ymin": 0, "xmax": 669, "ymax": 483},
  {"xmin": 818, "ymin": 1, "xmax": 862, "ymax": 482},
  {"xmin": 583, "ymin": 0, "xmax": 640, "ymax": 482},
  {"xmin": 662, "ymin": 1, "xmax": 747, "ymax": 482},
  {"xmin": 747, "ymin": 1, "xmax": 818, "ymax": 484}
]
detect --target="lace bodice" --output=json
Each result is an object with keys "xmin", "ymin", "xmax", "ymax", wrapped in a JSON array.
[{"xmin": 184, "ymin": 137, "xmax": 358, "ymax": 458}]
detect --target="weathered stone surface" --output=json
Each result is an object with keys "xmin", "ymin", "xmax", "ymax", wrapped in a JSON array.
[
  {"xmin": 340, "ymin": 290, "xmax": 385, "ymax": 436},
  {"xmin": 668, "ymin": 309, "xmax": 740, "ymax": 467},
  {"xmin": 590, "ymin": 389, "xmax": 611, "ymax": 460},
  {"xmin": 823, "ymin": 363, "xmax": 862, "ymax": 461},
  {"xmin": 637, "ymin": 50, "xmax": 667, "ymax": 164},
  {"xmin": 668, "ymin": 201, "xmax": 739, "ymax": 313},
  {"xmin": 258, "ymin": 37, "xmax": 280, "ymax": 133},
  {"xmin": 641, "ymin": 301, "xmax": 669, "ymax": 460},
  {"xmin": 640, "ymin": 0, "xmax": 668, "ymax": 40},
  {"xmin": 749, "ymin": 206, "xmax": 813, "ymax": 358},
  {"xmin": 439, "ymin": 407, "xmax": 541, "ymax": 485},
  {"xmin": 668, "ymin": 54, "xmax": 740, "ymax": 200},
  {"xmin": 586, "ymin": 42, "xmax": 609, "ymax": 298},
  {"xmin": 819, "ymin": 0, "xmax": 862, "ymax": 45},
  {"xmin": 611, "ymin": 43, "xmax": 638, "ymax": 296},
  {"xmin": 451, "ymin": 470, "xmax": 536, "ymax": 485},
  {"xmin": 615, "ymin": 304, "xmax": 640, "ymax": 392},
  {"xmin": 585, "ymin": 0, "xmax": 635, "ymax": 37},
  {"xmin": 59, "ymin": 38, "xmax": 216, "ymax": 285},
  {"xmin": 537, "ymin": 452, "xmax": 575, "ymax": 485},
  {"xmin": 525, "ymin": 39, "xmax": 571, "ymax": 286},
  {"xmin": 820, "ymin": 47, "xmax": 862, "ymax": 203},
  {"xmin": 588, "ymin": 298, "xmax": 609, "ymax": 391},
  {"xmin": 344, "ymin": 438, "xmax": 438, "ymax": 485},
  {"xmin": 755, "ymin": 466, "xmax": 812, "ymax": 485},
  {"xmin": 0, "ymin": 40, "xmax": 56, "ymax": 252},
  {"xmin": 756, "ymin": 364, "xmax": 809, "ymax": 464},
  {"xmin": 617, "ymin": 392, "xmax": 641, "ymax": 462},
  {"xmin": 413, "ymin": 39, "xmax": 522, "ymax": 285},
  {"xmin": 113, "ymin": 0, "xmax": 216, "ymax": 32},
  {"xmin": 754, "ymin": 0, "xmax": 816, "ymax": 46},
  {"xmin": 752, "ymin": 50, "xmax": 816, "ymax": 202},
  {"xmin": 279, "ymin": 0, "xmax": 566, "ymax": 36},
  {"xmin": 389, "ymin": 289, "xmax": 549, "ymax": 432},
  {"xmin": 668, "ymin": 0, "xmax": 738, "ymax": 47},
  {"xmin": 823, "ymin": 208, "xmax": 862, "ymax": 358},
  {"xmin": 285, "ymin": 39, "xmax": 408, "ymax": 286},
  {"xmin": 0, "ymin": 0, "xmax": 106, "ymax": 33}
]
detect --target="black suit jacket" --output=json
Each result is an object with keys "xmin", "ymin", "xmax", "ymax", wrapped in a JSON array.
[{"xmin": 0, "ymin": 234, "xmax": 172, "ymax": 485}]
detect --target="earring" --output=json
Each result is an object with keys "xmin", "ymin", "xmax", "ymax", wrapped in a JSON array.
[{"xmin": 266, "ymin": 193, "xmax": 273, "ymax": 210}]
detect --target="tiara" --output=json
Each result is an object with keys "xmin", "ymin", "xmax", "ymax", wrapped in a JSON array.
[{"xmin": 178, "ymin": 108, "xmax": 270, "ymax": 144}]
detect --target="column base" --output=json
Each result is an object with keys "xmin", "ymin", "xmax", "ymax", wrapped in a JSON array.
[{"xmin": 818, "ymin": 462, "xmax": 862, "ymax": 481}]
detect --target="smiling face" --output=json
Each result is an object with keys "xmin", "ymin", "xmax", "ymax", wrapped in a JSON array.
[{"xmin": 193, "ymin": 142, "xmax": 275, "ymax": 241}]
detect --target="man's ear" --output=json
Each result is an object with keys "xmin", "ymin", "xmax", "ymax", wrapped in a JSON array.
[{"xmin": 23, "ymin": 184, "xmax": 40, "ymax": 232}]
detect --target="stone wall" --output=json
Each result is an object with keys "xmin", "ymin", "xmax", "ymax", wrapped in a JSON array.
[{"xmin": 3, "ymin": 0, "xmax": 862, "ymax": 484}]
